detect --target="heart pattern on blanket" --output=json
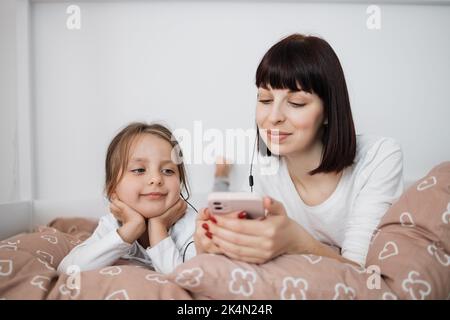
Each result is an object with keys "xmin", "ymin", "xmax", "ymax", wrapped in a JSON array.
[
  {"xmin": 378, "ymin": 241, "xmax": 399, "ymax": 260},
  {"xmin": 301, "ymin": 254, "xmax": 322, "ymax": 264},
  {"xmin": 382, "ymin": 292, "xmax": 398, "ymax": 300},
  {"xmin": 228, "ymin": 268, "xmax": 257, "ymax": 297},
  {"xmin": 280, "ymin": 277, "xmax": 308, "ymax": 300},
  {"xmin": 442, "ymin": 202, "xmax": 450, "ymax": 224},
  {"xmin": 0, "ymin": 244, "xmax": 18, "ymax": 251},
  {"xmin": 175, "ymin": 267, "xmax": 204, "ymax": 288},
  {"xmin": 30, "ymin": 275, "xmax": 51, "ymax": 292},
  {"xmin": 69, "ymin": 239, "xmax": 81, "ymax": 246},
  {"xmin": 36, "ymin": 257, "xmax": 55, "ymax": 271},
  {"xmin": 145, "ymin": 274, "xmax": 169, "ymax": 284},
  {"xmin": 0, "ymin": 260, "xmax": 13, "ymax": 276},
  {"xmin": 416, "ymin": 176, "xmax": 437, "ymax": 191},
  {"xmin": 400, "ymin": 212, "xmax": 415, "ymax": 228},
  {"xmin": 333, "ymin": 283, "xmax": 356, "ymax": 300},
  {"xmin": 0, "ymin": 239, "xmax": 20, "ymax": 251},
  {"xmin": 36, "ymin": 250, "xmax": 54, "ymax": 265},
  {"xmin": 99, "ymin": 266, "xmax": 122, "ymax": 276},
  {"xmin": 105, "ymin": 289, "xmax": 129, "ymax": 300},
  {"xmin": 427, "ymin": 243, "xmax": 450, "ymax": 267},
  {"xmin": 59, "ymin": 283, "xmax": 80, "ymax": 299},
  {"xmin": 402, "ymin": 271, "xmax": 432, "ymax": 300},
  {"xmin": 2, "ymin": 161, "xmax": 450, "ymax": 300},
  {"xmin": 40, "ymin": 235, "xmax": 58, "ymax": 244}
]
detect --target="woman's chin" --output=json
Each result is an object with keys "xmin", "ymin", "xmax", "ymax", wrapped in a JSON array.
[{"xmin": 266, "ymin": 143, "xmax": 289, "ymax": 156}]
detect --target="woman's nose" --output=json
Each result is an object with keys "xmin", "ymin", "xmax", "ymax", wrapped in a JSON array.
[{"xmin": 267, "ymin": 102, "xmax": 285, "ymax": 124}]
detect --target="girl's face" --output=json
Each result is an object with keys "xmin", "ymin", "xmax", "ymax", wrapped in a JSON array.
[
  {"xmin": 114, "ymin": 134, "xmax": 181, "ymax": 219},
  {"xmin": 255, "ymin": 86, "xmax": 326, "ymax": 156}
]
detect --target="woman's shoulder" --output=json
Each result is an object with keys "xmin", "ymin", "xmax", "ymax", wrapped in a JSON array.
[
  {"xmin": 251, "ymin": 154, "xmax": 284, "ymax": 187},
  {"xmin": 353, "ymin": 134, "xmax": 403, "ymax": 173}
]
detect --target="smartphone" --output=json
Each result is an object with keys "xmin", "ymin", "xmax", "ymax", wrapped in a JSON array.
[{"xmin": 207, "ymin": 192, "xmax": 266, "ymax": 219}]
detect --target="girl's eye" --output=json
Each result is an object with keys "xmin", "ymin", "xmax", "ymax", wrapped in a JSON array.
[
  {"xmin": 131, "ymin": 168, "xmax": 146, "ymax": 174},
  {"xmin": 289, "ymin": 101, "xmax": 306, "ymax": 108},
  {"xmin": 162, "ymin": 169, "xmax": 175, "ymax": 176},
  {"xmin": 258, "ymin": 99, "xmax": 272, "ymax": 105}
]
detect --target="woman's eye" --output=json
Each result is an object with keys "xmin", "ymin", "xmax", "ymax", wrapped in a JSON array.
[
  {"xmin": 289, "ymin": 101, "xmax": 306, "ymax": 108},
  {"xmin": 131, "ymin": 168, "xmax": 146, "ymax": 174},
  {"xmin": 162, "ymin": 169, "xmax": 175, "ymax": 176},
  {"xmin": 258, "ymin": 99, "xmax": 273, "ymax": 105}
]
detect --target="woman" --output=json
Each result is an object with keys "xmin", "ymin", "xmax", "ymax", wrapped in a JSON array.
[{"xmin": 195, "ymin": 34, "xmax": 404, "ymax": 267}]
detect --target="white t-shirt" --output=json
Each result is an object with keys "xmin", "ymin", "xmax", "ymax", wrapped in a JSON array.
[
  {"xmin": 57, "ymin": 206, "xmax": 197, "ymax": 275},
  {"xmin": 250, "ymin": 134, "xmax": 404, "ymax": 266}
]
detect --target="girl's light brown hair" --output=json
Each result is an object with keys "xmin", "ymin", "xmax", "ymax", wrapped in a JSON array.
[{"xmin": 104, "ymin": 122, "xmax": 190, "ymax": 201}]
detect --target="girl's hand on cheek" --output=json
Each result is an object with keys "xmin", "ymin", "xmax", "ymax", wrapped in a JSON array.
[
  {"xmin": 149, "ymin": 196, "xmax": 187, "ymax": 230},
  {"xmin": 110, "ymin": 194, "xmax": 146, "ymax": 244},
  {"xmin": 147, "ymin": 197, "xmax": 187, "ymax": 248}
]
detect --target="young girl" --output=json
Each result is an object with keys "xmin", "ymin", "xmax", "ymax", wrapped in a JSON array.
[{"xmin": 58, "ymin": 122, "xmax": 197, "ymax": 275}]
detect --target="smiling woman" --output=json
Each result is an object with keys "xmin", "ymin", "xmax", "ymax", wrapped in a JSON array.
[{"xmin": 196, "ymin": 34, "xmax": 404, "ymax": 267}]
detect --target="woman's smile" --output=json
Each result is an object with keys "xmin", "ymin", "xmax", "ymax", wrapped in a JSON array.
[{"xmin": 266, "ymin": 129, "xmax": 292, "ymax": 143}]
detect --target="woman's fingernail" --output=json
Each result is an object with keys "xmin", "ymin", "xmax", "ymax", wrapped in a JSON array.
[
  {"xmin": 205, "ymin": 231, "xmax": 213, "ymax": 239},
  {"xmin": 202, "ymin": 223, "xmax": 209, "ymax": 230},
  {"xmin": 209, "ymin": 216, "xmax": 217, "ymax": 224},
  {"xmin": 238, "ymin": 211, "xmax": 247, "ymax": 219}
]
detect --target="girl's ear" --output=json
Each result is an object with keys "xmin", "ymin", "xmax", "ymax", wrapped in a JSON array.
[{"xmin": 111, "ymin": 192, "xmax": 118, "ymax": 201}]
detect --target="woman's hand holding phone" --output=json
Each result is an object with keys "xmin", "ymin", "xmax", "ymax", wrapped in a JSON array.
[
  {"xmin": 198, "ymin": 195, "xmax": 316, "ymax": 264},
  {"xmin": 207, "ymin": 192, "xmax": 266, "ymax": 220}
]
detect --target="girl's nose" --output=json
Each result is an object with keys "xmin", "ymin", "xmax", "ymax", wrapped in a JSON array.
[{"xmin": 147, "ymin": 174, "xmax": 163, "ymax": 186}]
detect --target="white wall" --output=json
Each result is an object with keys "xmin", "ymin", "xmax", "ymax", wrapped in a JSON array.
[
  {"xmin": 0, "ymin": 0, "xmax": 19, "ymax": 203},
  {"xmin": 0, "ymin": 0, "xmax": 33, "ymax": 238},
  {"xmin": 0, "ymin": 2, "xmax": 432, "ymax": 210},
  {"xmin": 31, "ymin": 1, "xmax": 450, "ymax": 205},
  {"xmin": 0, "ymin": 0, "xmax": 32, "ymax": 205}
]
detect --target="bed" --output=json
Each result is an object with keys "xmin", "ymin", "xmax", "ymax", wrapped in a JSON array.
[{"xmin": 1, "ymin": 162, "xmax": 449, "ymax": 300}]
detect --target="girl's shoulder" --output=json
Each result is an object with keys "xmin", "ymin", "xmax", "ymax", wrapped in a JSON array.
[
  {"xmin": 97, "ymin": 212, "xmax": 121, "ymax": 230},
  {"xmin": 172, "ymin": 205, "xmax": 197, "ymax": 229}
]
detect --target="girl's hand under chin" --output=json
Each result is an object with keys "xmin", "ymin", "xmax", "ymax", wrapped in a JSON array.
[
  {"xmin": 149, "ymin": 196, "xmax": 187, "ymax": 230},
  {"xmin": 147, "ymin": 196, "xmax": 187, "ymax": 248},
  {"xmin": 109, "ymin": 194, "xmax": 146, "ymax": 244}
]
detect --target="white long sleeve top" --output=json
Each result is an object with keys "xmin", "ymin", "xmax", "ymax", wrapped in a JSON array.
[
  {"xmin": 57, "ymin": 206, "xmax": 197, "ymax": 275},
  {"xmin": 250, "ymin": 134, "xmax": 404, "ymax": 266}
]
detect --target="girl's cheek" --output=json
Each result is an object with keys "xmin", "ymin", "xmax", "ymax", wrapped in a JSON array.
[
  {"xmin": 169, "ymin": 176, "xmax": 181, "ymax": 193},
  {"xmin": 117, "ymin": 178, "xmax": 140, "ymax": 201}
]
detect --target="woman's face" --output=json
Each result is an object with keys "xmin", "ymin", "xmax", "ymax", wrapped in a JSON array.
[
  {"xmin": 255, "ymin": 86, "xmax": 326, "ymax": 156},
  {"xmin": 114, "ymin": 134, "xmax": 181, "ymax": 219}
]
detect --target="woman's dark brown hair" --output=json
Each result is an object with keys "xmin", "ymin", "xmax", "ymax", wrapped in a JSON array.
[
  {"xmin": 104, "ymin": 122, "xmax": 190, "ymax": 201},
  {"xmin": 255, "ymin": 33, "xmax": 356, "ymax": 175}
]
